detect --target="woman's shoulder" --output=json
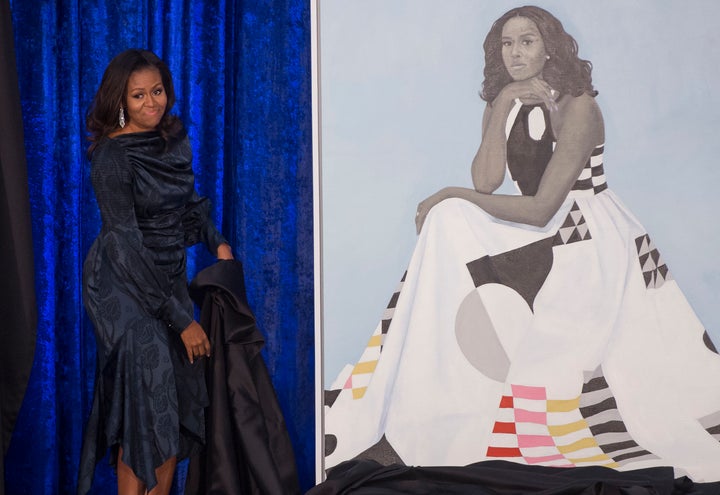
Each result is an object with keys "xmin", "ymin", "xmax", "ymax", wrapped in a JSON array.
[
  {"xmin": 553, "ymin": 93, "xmax": 604, "ymax": 142},
  {"xmin": 557, "ymin": 92, "xmax": 600, "ymax": 115},
  {"xmin": 91, "ymin": 137, "xmax": 127, "ymax": 162},
  {"xmin": 89, "ymin": 137, "xmax": 135, "ymax": 179}
]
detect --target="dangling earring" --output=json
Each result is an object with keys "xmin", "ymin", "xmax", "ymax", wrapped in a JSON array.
[
  {"xmin": 119, "ymin": 107, "xmax": 126, "ymax": 128},
  {"xmin": 545, "ymin": 55, "xmax": 551, "ymax": 60}
]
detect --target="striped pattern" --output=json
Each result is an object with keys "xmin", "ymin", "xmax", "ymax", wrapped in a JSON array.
[
  {"xmin": 486, "ymin": 368, "xmax": 657, "ymax": 468},
  {"xmin": 580, "ymin": 368, "xmax": 658, "ymax": 466},
  {"xmin": 571, "ymin": 145, "xmax": 607, "ymax": 194},
  {"xmin": 340, "ymin": 272, "xmax": 407, "ymax": 400}
]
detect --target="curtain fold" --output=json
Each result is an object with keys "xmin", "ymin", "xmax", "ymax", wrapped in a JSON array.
[
  {"xmin": 0, "ymin": 1, "xmax": 38, "ymax": 495},
  {"xmin": 5, "ymin": 1, "xmax": 314, "ymax": 493}
]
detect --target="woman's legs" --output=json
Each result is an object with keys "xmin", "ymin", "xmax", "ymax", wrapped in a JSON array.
[
  {"xmin": 117, "ymin": 447, "xmax": 177, "ymax": 495},
  {"xmin": 147, "ymin": 456, "xmax": 177, "ymax": 495},
  {"xmin": 117, "ymin": 447, "xmax": 146, "ymax": 495}
]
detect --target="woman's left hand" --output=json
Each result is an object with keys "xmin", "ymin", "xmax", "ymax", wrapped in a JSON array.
[
  {"xmin": 217, "ymin": 243, "xmax": 233, "ymax": 260},
  {"xmin": 415, "ymin": 188, "xmax": 451, "ymax": 234}
]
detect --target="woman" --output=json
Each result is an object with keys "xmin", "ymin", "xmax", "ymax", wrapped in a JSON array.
[
  {"xmin": 323, "ymin": 6, "xmax": 720, "ymax": 482},
  {"xmin": 415, "ymin": 5, "xmax": 600, "ymax": 231},
  {"xmin": 78, "ymin": 49, "xmax": 233, "ymax": 495}
]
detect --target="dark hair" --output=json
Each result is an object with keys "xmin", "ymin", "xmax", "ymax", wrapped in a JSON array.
[
  {"xmin": 481, "ymin": 5, "xmax": 597, "ymax": 103},
  {"xmin": 86, "ymin": 49, "xmax": 183, "ymax": 157}
]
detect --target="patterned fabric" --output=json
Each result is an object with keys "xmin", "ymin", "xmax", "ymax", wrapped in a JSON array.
[
  {"xmin": 78, "ymin": 131, "xmax": 226, "ymax": 494},
  {"xmin": 571, "ymin": 146, "xmax": 608, "ymax": 194},
  {"xmin": 327, "ymin": 274, "xmax": 407, "ymax": 403},
  {"xmin": 485, "ymin": 370, "xmax": 658, "ymax": 468},
  {"xmin": 635, "ymin": 234, "xmax": 672, "ymax": 289},
  {"xmin": 323, "ymin": 100, "xmax": 720, "ymax": 483}
]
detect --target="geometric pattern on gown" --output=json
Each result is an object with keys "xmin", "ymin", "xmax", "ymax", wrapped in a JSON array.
[
  {"xmin": 327, "ymin": 201, "xmax": 596, "ymax": 406},
  {"xmin": 635, "ymin": 234, "xmax": 672, "ymax": 289},
  {"xmin": 466, "ymin": 201, "xmax": 592, "ymax": 312},
  {"xmin": 705, "ymin": 332, "xmax": 719, "ymax": 354},
  {"xmin": 552, "ymin": 201, "xmax": 592, "ymax": 246},
  {"xmin": 700, "ymin": 411, "xmax": 720, "ymax": 443},
  {"xmin": 571, "ymin": 145, "xmax": 608, "ymax": 195},
  {"xmin": 329, "ymin": 272, "xmax": 407, "ymax": 403},
  {"xmin": 486, "ymin": 366, "xmax": 658, "ymax": 468},
  {"xmin": 466, "ymin": 237, "xmax": 556, "ymax": 313}
]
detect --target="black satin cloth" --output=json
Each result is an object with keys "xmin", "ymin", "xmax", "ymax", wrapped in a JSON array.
[
  {"xmin": 185, "ymin": 260, "xmax": 301, "ymax": 495},
  {"xmin": 79, "ymin": 131, "xmax": 227, "ymax": 494},
  {"xmin": 309, "ymin": 459, "xmax": 720, "ymax": 495}
]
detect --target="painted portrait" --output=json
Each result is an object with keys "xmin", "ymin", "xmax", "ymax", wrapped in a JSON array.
[{"xmin": 313, "ymin": 0, "xmax": 720, "ymax": 482}]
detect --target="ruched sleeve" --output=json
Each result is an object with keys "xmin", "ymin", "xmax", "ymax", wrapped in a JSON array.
[
  {"xmin": 90, "ymin": 140, "xmax": 193, "ymax": 332},
  {"xmin": 182, "ymin": 191, "xmax": 228, "ymax": 254}
]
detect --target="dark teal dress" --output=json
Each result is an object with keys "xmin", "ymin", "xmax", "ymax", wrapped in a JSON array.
[{"xmin": 78, "ymin": 131, "xmax": 226, "ymax": 493}]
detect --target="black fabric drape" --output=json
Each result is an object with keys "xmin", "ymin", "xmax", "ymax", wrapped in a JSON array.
[
  {"xmin": 0, "ymin": 0, "xmax": 37, "ymax": 494},
  {"xmin": 309, "ymin": 459, "xmax": 720, "ymax": 495},
  {"xmin": 186, "ymin": 260, "xmax": 300, "ymax": 495}
]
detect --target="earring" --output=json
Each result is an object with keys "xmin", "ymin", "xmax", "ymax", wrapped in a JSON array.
[
  {"xmin": 119, "ymin": 107, "xmax": 126, "ymax": 128},
  {"xmin": 545, "ymin": 55, "xmax": 551, "ymax": 60}
]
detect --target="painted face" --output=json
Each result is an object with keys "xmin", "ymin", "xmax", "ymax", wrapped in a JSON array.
[
  {"xmin": 122, "ymin": 67, "xmax": 167, "ymax": 133},
  {"xmin": 501, "ymin": 16, "xmax": 548, "ymax": 81}
]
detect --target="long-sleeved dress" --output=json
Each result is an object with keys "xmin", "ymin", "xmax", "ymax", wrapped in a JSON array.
[{"xmin": 77, "ymin": 130, "xmax": 226, "ymax": 493}]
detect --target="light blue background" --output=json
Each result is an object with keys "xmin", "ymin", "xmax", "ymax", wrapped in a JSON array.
[{"xmin": 319, "ymin": 0, "xmax": 720, "ymax": 384}]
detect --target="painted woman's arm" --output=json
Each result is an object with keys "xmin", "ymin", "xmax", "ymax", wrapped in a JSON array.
[
  {"xmin": 471, "ymin": 77, "xmax": 560, "ymax": 193},
  {"xmin": 470, "ymin": 99, "xmax": 514, "ymax": 193},
  {"xmin": 417, "ymin": 94, "xmax": 603, "ymax": 233}
]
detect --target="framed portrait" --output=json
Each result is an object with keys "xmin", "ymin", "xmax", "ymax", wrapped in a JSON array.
[{"xmin": 312, "ymin": 0, "xmax": 720, "ymax": 481}]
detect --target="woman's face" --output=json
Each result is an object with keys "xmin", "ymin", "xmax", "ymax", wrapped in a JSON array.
[
  {"xmin": 122, "ymin": 67, "xmax": 167, "ymax": 133},
  {"xmin": 501, "ymin": 16, "xmax": 548, "ymax": 81}
]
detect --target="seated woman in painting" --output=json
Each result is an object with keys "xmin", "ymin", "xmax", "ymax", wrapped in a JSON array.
[{"xmin": 322, "ymin": 5, "xmax": 720, "ymax": 483}]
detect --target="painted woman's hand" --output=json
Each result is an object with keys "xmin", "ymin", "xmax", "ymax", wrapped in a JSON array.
[
  {"xmin": 415, "ymin": 188, "xmax": 452, "ymax": 235},
  {"xmin": 180, "ymin": 320, "xmax": 210, "ymax": 364},
  {"xmin": 499, "ymin": 77, "xmax": 558, "ymax": 111}
]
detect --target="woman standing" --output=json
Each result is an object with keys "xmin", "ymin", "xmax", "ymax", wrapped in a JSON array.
[
  {"xmin": 323, "ymin": 5, "xmax": 720, "ymax": 483},
  {"xmin": 78, "ymin": 49, "xmax": 232, "ymax": 495}
]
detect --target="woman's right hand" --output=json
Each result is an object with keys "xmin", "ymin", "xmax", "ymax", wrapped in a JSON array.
[
  {"xmin": 180, "ymin": 320, "xmax": 211, "ymax": 364},
  {"xmin": 498, "ymin": 77, "xmax": 558, "ymax": 111}
]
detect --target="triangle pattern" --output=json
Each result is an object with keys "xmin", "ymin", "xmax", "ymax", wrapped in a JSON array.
[
  {"xmin": 553, "ymin": 201, "xmax": 592, "ymax": 247},
  {"xmin": 635, "ymin": 234, "xmax": 671, "ymax": 289}
]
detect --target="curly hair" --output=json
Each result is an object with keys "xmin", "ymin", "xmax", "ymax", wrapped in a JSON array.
[
  {"xmin": 481, "ymin": 6, "xmax": 597, "ymax": 103},
  {"xmin": 86, "ymin": 49, "xmax": 184, "ymax": 157}
]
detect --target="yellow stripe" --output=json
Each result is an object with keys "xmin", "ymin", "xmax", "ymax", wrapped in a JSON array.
[
  {"xmin": 548, "ymin": 420, "xmax": 587, "ymax": 437},
  {"xmin": 353, "ymin": 387, "xmax": 367, "ymax": 399},
  {"xmin": 547, "ymin": 397, "xmax": 580, "ymax": 412},
  {"xmin": 567, "ymin": 453, "xmax": 612, "ymax": 464},
  {"xmin": 367, "ymin": 335, "xmax": 383, "ymax": 347},
  {"xmin": 353, "ymin": 361, "xmax": 377, "ymax": 374},
  {"xmin": 557, "ymin": 437, "xmax": 599, "ymax": 454}
]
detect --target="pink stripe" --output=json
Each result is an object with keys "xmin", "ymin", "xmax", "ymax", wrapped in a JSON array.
[
  {"xmin": 517, "ymin": 435, "xmax": 555, "ymax": 448},
  {"xmin": 511, "ymin": 384, "xmax": 546, "ymax": 400},
  {"xmin": 524, "ymin": 454, "xmax": 565, "ymax": 464},
  {"xmin": 514, "ymin": 409, "xmax": 547, "ymax": 424}
]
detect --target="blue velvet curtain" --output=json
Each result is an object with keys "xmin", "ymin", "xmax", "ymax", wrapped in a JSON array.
[{"xmin": 5, "ymin": 0, "xmax": 314, "ymax": 493}]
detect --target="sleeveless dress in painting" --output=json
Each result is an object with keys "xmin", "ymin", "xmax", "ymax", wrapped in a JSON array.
[
  {"xmin": 77, "ymin": 131, "xmax": 227, "ymax": 494},
  {"xmin": 323, "ymin": 101, "xmax": 720, "ymax": 482}
]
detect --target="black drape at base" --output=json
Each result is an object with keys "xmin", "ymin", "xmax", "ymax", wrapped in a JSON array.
[{"xmin": 309, "ymin": 459, "xmax": 720, "ymax": 495}]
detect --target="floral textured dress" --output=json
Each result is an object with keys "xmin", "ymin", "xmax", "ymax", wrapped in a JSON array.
[{"xmin": 78, "ymin": 130, "xmax": 226, "ymax": 493}]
